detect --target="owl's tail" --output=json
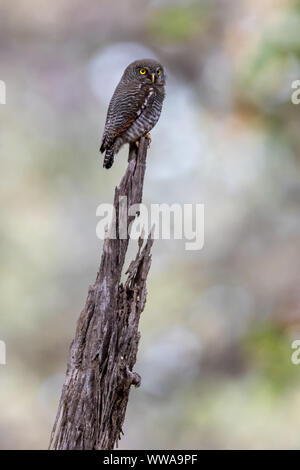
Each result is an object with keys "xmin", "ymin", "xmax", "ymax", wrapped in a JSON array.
[
  {"xmin": 101, "ymin": 138, "xmax": 122, "ymax": 169},
  {"xmin": 103, "ymin": 148, "xmax": 114, "ymax": 169}
]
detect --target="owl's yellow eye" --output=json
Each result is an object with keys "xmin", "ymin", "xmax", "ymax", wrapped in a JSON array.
[
  {"xmin": 157, "ymin": 69, "xmax": 161, "ymax": 75},
  {"xmin": 139, "ymin": 68, "xmax": 147, "ymax": 75}
]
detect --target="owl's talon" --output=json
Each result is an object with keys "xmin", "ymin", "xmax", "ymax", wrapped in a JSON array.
[
  {"xmin": 145, "ymin": 133, "xmax": 152, "ymax": 144},
  {"xmin": 135, "ymin": 140, "xmax": 140, "ymax": 148}
]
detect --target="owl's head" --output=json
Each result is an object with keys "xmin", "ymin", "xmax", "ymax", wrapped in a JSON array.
[{"xmin": 123, "ymin": 59, "xmax": 166, "ymax": 86}]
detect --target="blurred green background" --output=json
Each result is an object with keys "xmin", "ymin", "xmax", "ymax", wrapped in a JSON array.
[{"xmin": 1, "ymin": 0, "xmax": 300, "ymax": 450}]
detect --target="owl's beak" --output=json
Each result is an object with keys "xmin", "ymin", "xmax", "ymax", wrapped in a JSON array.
[{"xmin": 151, "ymin": 73, "xmax": 156, "ymax": 83}]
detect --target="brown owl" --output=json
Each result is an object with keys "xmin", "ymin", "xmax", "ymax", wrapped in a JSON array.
[{"xmin": 100, "ymin": 59, "xmax": 166, "ymax": 169}]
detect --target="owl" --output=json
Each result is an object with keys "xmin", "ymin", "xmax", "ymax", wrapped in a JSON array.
[{"xmin": 100, "ymin": 59, "xmax": 166, "ymax": 169}]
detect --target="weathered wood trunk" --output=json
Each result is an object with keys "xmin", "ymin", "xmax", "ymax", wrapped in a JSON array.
[{"xmin": 50, "ymin": 137, "xmax": 153, "ymax": 450}]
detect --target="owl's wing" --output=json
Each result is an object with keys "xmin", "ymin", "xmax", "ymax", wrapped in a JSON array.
[{"xmin": 100, "ymin": 82, "xmax": 155, "ymax": 152}]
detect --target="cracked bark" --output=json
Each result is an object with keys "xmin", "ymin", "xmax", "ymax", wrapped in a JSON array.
[{"xmin": 49, "ymin": 137, "xmax": 153, "ymax": 450}]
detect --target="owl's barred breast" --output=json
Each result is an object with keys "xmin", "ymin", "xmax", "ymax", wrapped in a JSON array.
[
  {"xmin": 124, "ymin": 87, "xmax": 164, "ymax": 143},
  {"xmin": 100, "ymin": 58, "xmax": 166, "ymax": 169}
]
